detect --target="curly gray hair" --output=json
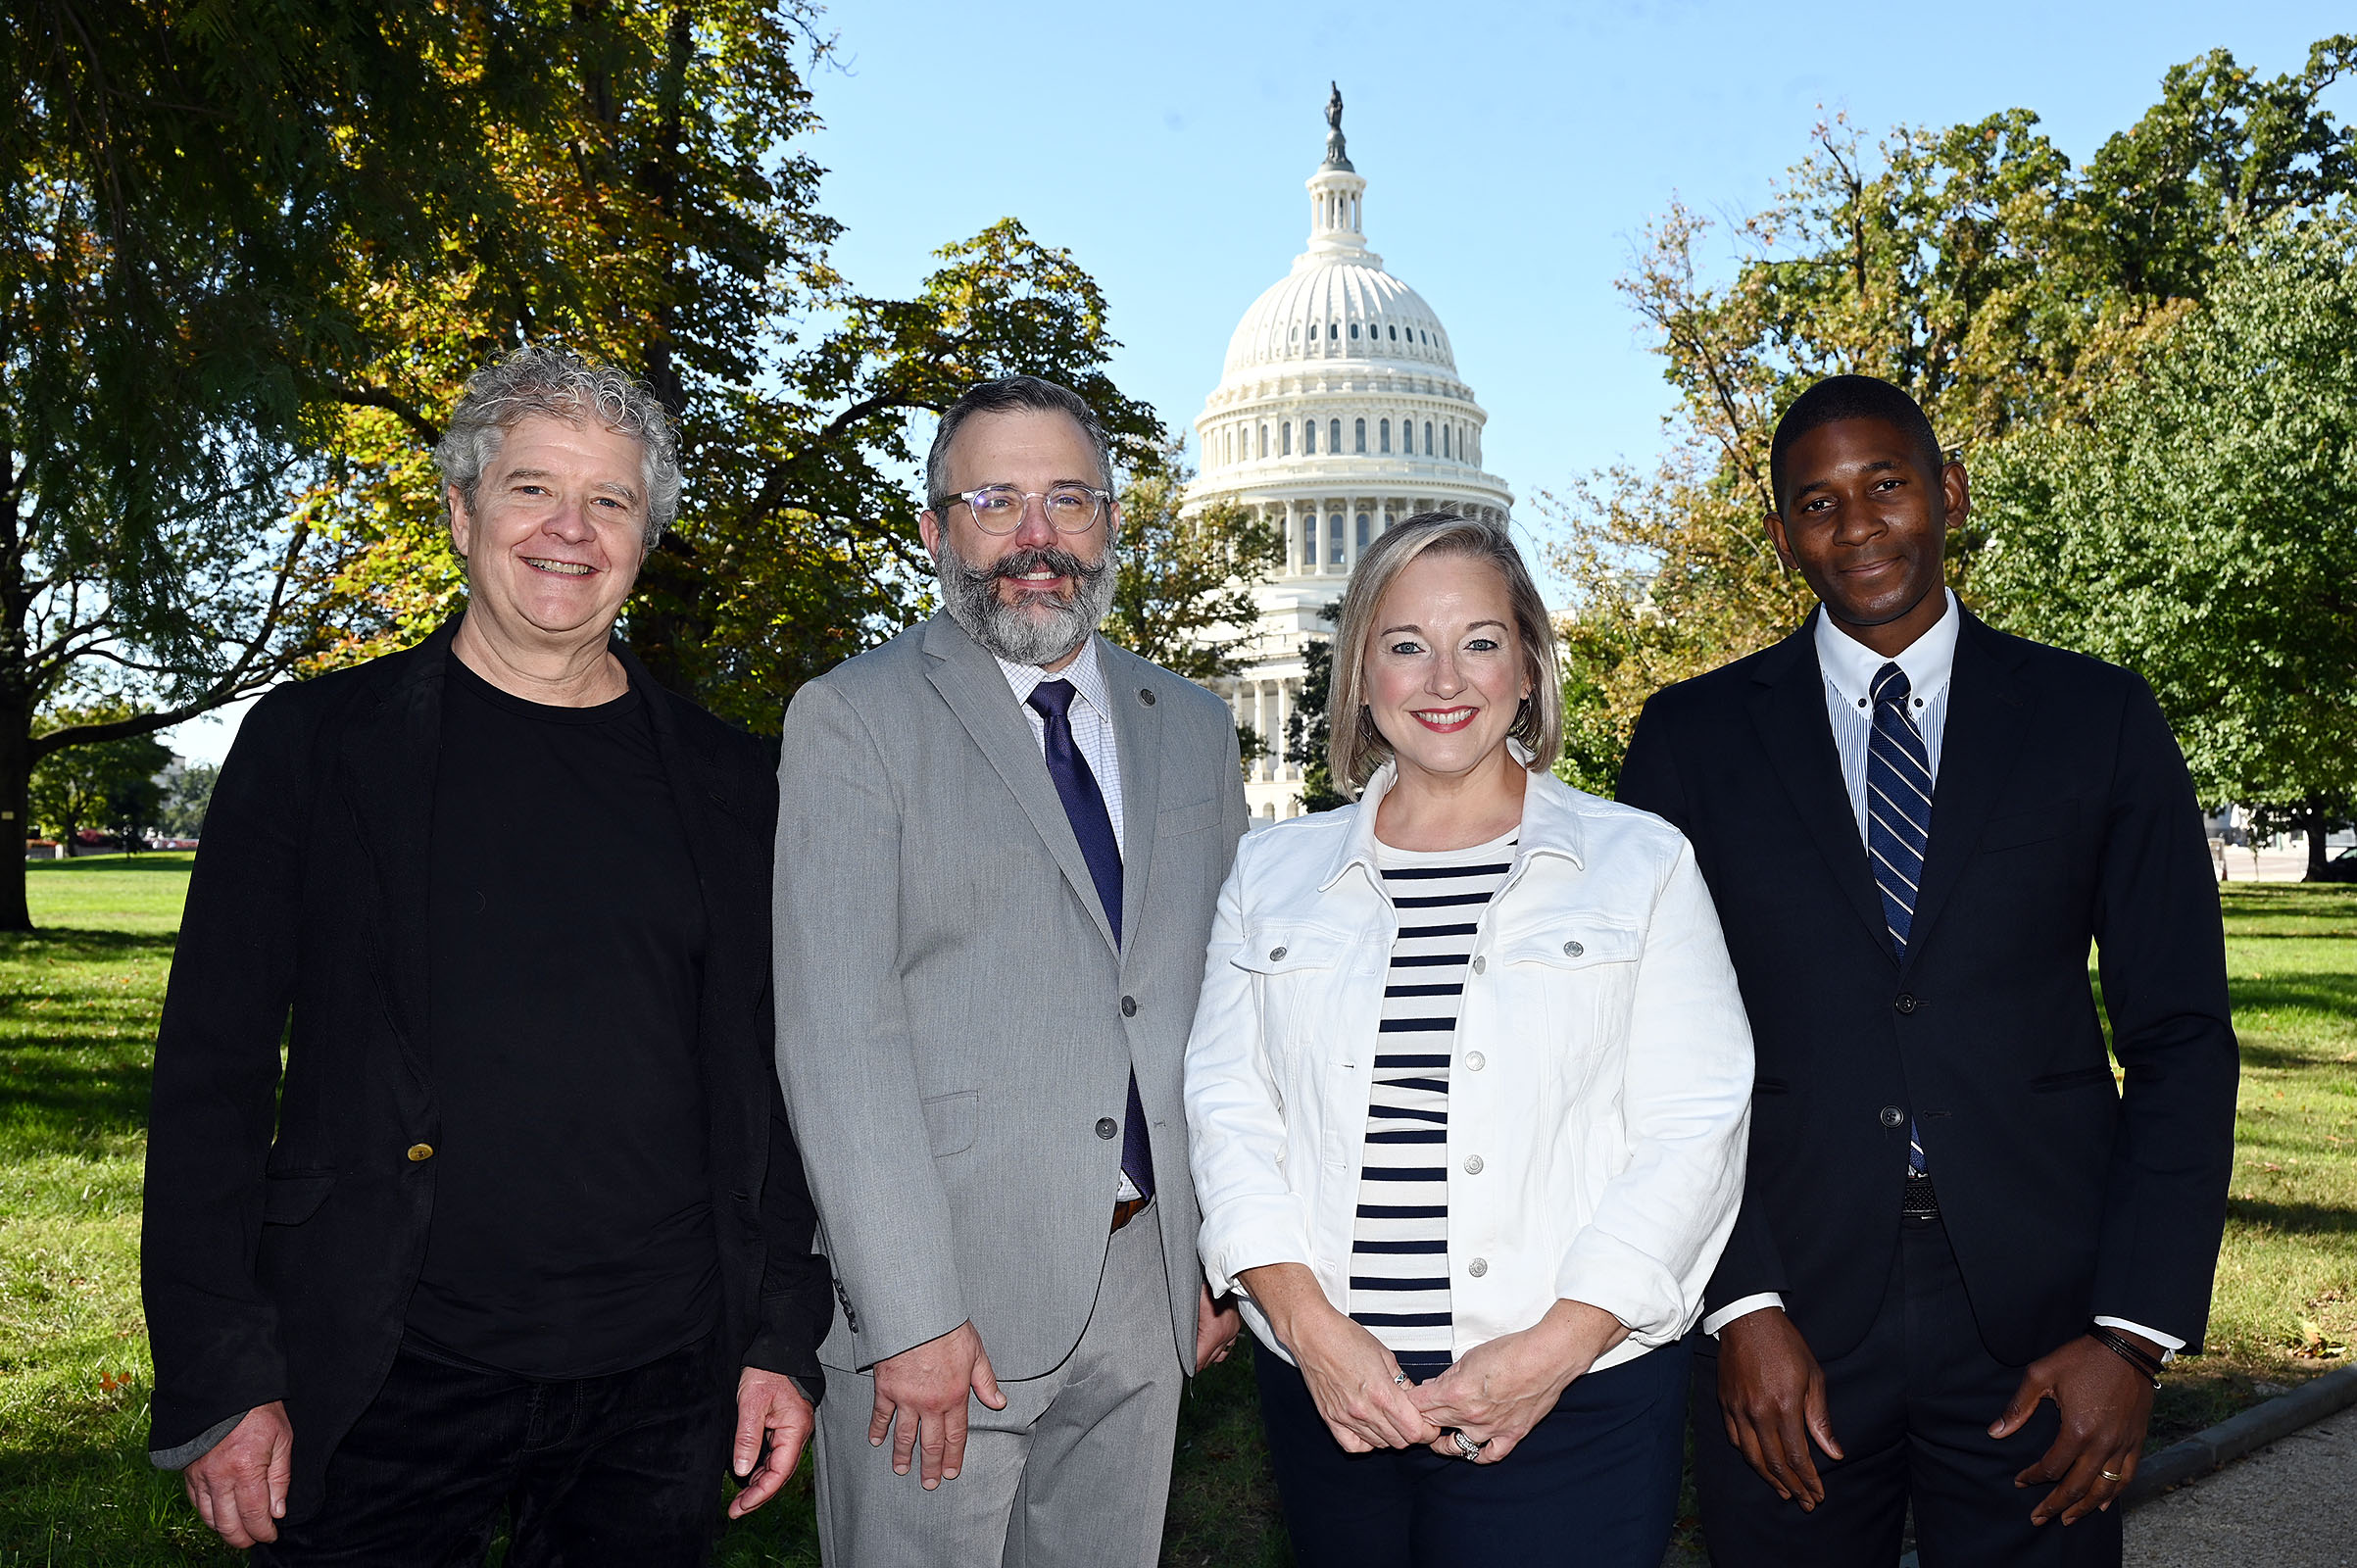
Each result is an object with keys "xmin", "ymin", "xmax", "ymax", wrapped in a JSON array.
[{"xmin": 433, "ymin": 343, "xmax": 681, "ymax": 543}]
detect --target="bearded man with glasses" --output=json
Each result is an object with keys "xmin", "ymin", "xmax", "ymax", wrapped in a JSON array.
[{"xmin": 771, "ymin": 374, "xmax": 1249, "ymax": 1566}]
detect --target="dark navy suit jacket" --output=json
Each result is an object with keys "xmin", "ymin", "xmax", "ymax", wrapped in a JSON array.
[{"xmin": 1617, "ymin": 607, "xmax": 2236, "ymax": 1366}]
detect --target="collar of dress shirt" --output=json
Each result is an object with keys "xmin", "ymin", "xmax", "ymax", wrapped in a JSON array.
[
  {"xmin": 1814, "ymin": 587, "xmax": 1960, "ymax": 713},
  {"xmin": 994, "ymin": 633, "xmax": 1112, "ymax": 721}
]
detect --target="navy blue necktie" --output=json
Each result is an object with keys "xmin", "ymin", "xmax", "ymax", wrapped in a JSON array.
[
  {"xmin": 1027, "ymin": 679, "xmax": 1153, "ymax": 1201},
  {"xmin": 1866, "ymin": 662, "xmax": 1933, "ymax": 1176}
]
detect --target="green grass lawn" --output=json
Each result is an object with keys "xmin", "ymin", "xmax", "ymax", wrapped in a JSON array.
[{"xmin": 2, "ymin": 861, "xmax": 2348, "ymax": 1564}]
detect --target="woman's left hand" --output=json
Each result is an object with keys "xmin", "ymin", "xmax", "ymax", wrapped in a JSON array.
[{"xmin": 1410, "ymin": 1298, "xmax": 1630, "ymax": 1463}]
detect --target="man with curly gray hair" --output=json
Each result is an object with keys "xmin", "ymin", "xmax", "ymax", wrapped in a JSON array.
[{"xmin": 143, "ymin": 343, "xmax": 832, "ymax": 1565}]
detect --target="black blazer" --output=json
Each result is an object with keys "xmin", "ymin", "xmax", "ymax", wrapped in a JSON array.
[
  {"xmin": 1617, "ymin": 609, "xmax": 2236, "ymax": 1367},
  {"xmin": 140, "ymin": 622, "xmax": 829, "ymax": 1520}
]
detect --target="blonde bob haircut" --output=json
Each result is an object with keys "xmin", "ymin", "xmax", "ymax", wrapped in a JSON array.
[{"xmin": 1327, "ymin": 511, "xmax": 1564, "ymax": 799}]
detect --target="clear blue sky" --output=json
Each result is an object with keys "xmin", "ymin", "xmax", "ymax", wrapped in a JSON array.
[{"xmin": 165, "ymin": 1, "xmax": 2347, "ymax": 763}]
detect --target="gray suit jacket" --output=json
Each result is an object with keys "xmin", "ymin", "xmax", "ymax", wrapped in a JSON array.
[{"xmin": 773, "ymin": 612, "xmax": 1248, "ymax": 1378}]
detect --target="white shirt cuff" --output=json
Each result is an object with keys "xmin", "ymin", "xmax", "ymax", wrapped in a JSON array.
[
  {"xmin": 1701, "ymin": 1293, "xmax": 1785, "ymax": 1338},
  {"xmin": 2093, "ymin": 1315, "xmax": 2183, "ymax": 1363}
]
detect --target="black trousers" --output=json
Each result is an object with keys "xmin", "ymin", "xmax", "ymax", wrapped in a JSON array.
[
  {"xmin": 1692, "ymin": 1216, "xmax": 2124, "ymax": 1568},
  {"xmin": 1256, "ymin": 1334, "xmax": 1691, "ymax": 1568},
  {"xmin": 254, "ymin": 1327, "xmax": 734, "ymax": 1568}
]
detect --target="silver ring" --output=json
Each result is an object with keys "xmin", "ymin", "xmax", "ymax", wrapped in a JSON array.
[
  {"xmin": 1450, "ymin": 1430, "xmax": 1486, "ymax": 1458},
  {"xmin": 1393, "ymin": 1373, "xmax": 1410, "ymax": 1387}
]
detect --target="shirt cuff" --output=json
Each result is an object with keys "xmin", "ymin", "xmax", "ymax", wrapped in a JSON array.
[
  {"xmin": 150, "ymin": 1409, "xmax": 246, "ymax": 1471},
  {"xmin": 1701, "ymin": 1293, "xmax": 1785, "ymax": 1338},
  {"xmin": 2093, "ymin": 1316, "xmax": 2184, "ymax": 1363}
]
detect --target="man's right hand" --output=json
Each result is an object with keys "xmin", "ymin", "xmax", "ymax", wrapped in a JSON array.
[
  {"xmin": 183, "ymin": 1401, "xmax": 293, "ymax": 1547},
  {"xmin": 1716, "ymin": 1306, "xmax": 1842, "ymax": 1510},
  {"xmin": 869, "ymin": 1320, "xmax": 1006, "ymax": 1490}
]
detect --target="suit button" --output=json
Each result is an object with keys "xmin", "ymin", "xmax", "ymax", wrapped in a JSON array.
[
  {"xmin": 1895, "ymin": 993, "xmax": 1919, "ymax": 1013},
  {"xmin": 1463, "ymin": 1154, "xmax": 1485, "ymax": 1175},
  {"xmin": 406, "ymin": 1143, "xmax": 434, "ymax": 1162},
  {"xmin": 1097, "ymin": 1117, "xmax": 1118, "ymax": 1140},
  {"xmin": 1471, "ymin": 956, "xmax": 1487, "ymax": 974},
  {"xmin": 1464, "ymin": 1052, "xmax": 1486, "ymax": 1071},
  {"xmin": 1120, "ymin": 995, "xmax": 1138, "ymax": 1017},
  {"xmin": 1269, "ymin": 946, "xmax": 1288, "ymax": 961},
  {"xmin": 1879, "ymin": 1106, "xmax": 1904, "ymax": 1128},
  {"xmin": 1563, "ymin": 940, "xmax": 1584, "ymax": 957},
  {"xmin": 1468, "ymin": 1257, "xmax": 1489, "ymax": 1278}
]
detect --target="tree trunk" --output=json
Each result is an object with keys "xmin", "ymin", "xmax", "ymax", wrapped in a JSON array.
[
  {"xmin": 2304, "ymin": 794, "xmax": 2332, "ymax": 880},
  {"xmin": 0, "ymin": 685, "xmax": 30, "ymax": 929}
]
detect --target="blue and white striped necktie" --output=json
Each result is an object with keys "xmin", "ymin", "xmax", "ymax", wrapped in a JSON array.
[{"xmin": 1866, "ymin": 662, "xmax": 1932, "ymax": 1176}]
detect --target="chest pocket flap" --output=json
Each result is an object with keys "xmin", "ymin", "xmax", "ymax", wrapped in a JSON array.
[
  {"xmin": 1233, "ymin": 924, "xmax": 1354, "ymax": 975},
  {"xmin": 1493, "ymin": 920, "xmax": 1643, "ymax": 970}
]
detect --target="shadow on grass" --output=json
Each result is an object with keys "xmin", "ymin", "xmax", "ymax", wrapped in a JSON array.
[
  {"xmin": 2224, "ymin": 1195, "xmax": 2357, "ymax": 1238},
  {"xmin": 25, "ymin": 855, "xmax": 197, "ymax": 876},
  {"xmin": 2, "ymin": 926, "xmax": 179, "ymax": 960}
]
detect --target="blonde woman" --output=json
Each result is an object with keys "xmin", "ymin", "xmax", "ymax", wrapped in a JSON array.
[{"xmin": 1184, "ymin": 514, "xmax": 1754, "ymax": 1566}]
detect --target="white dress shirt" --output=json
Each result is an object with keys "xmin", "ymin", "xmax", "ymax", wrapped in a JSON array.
[
  {"xmin": 994, "ymin": 636, "xmax": 1125, "ymax": 859},
  {"xmin": 1706, "ymin": 593, "xmax": 2181, "ymax": 1356},
  {"xmin": 995, "ymin": 635, "xmax": 1139, "ymax": 1200}
]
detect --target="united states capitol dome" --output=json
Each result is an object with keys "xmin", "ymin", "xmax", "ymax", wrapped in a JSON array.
[
  {"xmin": 1219, "ymin": 242, "xmax": 1457, "ymax": 377},
  {"xmin": 1188, "ymin": 86, "xmax": 1513, "ymax": 823}
]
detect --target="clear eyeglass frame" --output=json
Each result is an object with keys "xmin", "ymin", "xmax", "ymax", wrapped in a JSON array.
[{"xmin": 933, "ymin": 483, "xmax": 1111, "ymax": 536}]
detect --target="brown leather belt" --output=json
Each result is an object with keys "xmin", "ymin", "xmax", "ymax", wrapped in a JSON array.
[{"xmin": 1111, "ymin": 1196, "xmax": 1151, "ymax": 1233}]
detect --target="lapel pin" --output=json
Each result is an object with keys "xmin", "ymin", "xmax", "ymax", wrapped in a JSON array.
[{"xmin": 1139, "ymin": 687, "xmax": 1156, "ymax": 706}]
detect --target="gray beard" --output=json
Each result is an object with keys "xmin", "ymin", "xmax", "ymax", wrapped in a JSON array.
[{"xmin": 933, "ymin": 534, "xmax": 1117, "ymax": 666}]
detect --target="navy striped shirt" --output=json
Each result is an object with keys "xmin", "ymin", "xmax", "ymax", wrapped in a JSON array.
[{"xmin": 1348, "ymin": 829, "xmax": 1516, "ymax": 1381}]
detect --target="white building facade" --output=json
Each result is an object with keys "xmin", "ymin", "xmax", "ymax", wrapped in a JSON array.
[{"xmin": 1188, "ymin": 91, "xmax": 1514, "ymax": 821}]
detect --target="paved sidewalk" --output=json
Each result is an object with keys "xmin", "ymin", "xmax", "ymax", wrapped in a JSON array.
[{"xmin": 2126, "ymin": 1405, "xmax": 2357, "ymax": 1567}]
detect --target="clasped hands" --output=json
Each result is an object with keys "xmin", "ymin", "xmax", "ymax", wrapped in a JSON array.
[
  {"xmin": 1712, "ymin": 1306, "xmax": 2157, "ymax": 1526},
  {"xmin": 1240, "ymin": 1263, "xmax": 1627, "ymax": 1465}
]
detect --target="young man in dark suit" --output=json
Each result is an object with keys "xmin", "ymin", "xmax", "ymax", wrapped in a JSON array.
[{"xmin": 1617, "ymin": 375, "xmax": 2237, "ymax": 1566}]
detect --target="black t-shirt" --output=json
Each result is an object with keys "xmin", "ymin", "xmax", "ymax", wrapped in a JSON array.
[{"xmin": 406, "ymin": 656, "xmax": 718, "ymax": 1378}]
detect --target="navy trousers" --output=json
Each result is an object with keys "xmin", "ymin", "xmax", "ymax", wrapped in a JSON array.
[
  {"xmin": 253, "ymin": 1327, "xmax": 734, "ymax": 1568},
  {"xmin": 1692, "ymin": 1216, "xmax": 2124, "ymax": 1568},
  {"xmin": 1255, "ymin": 1334, "xmax": 1691, "ymax": 1568}
]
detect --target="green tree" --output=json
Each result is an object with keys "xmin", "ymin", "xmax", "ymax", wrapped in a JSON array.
[
  {"xmin": 1284, "ymin": 631, "xmax": 1347, "ymax": 813},
  {"xmin": 156, "ymin": 761, "xmax": 221, "ymax": 839},
  {"xmin": 1547, "ymin": 35, "xmax": 2357, "ymax": 783},
  {"xmin": 0, "ymin": 0, "xmax": 538, "ymax": 925},
  {"xmin": 1974, "ymin": 215, "xmax": 2357, "ymax": 875},
  {"xmin": 297, "ymin": 3, "xmax": 1164, "ymax": 731},
  {"xmin": 26, "ymin": 717, "xmax": 172, "ymax": 856},
  {"xmin": 1102, "ymin": 449, "xmax": 1286, "ymax": 682}
]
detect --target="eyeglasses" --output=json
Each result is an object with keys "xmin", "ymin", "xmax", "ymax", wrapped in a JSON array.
[{"xmin": 931, "ymin": 484, "xmax": 1111, "ymax": 536}]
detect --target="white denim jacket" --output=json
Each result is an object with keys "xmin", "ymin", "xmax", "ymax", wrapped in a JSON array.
[{"xmin": 1184, "ymin": 759, "xmax": 1755, "ymax": 1373}]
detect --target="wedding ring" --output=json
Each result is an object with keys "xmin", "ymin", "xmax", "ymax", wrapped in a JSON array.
[
  {"xmin": 1393, "ymin": 1373, "xmax": 1410, "ymax": 1387},
  {"xmin": 2099, "ymin": 1469, "xmax": 2125, "ymax": 1482},
  {"xmin": 1450, "ymin": 1430, "xmax": 1486, "ymax": 1458}
]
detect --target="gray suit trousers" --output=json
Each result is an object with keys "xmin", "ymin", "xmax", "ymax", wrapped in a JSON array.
[{"xmin": 812, "ymin": 1213, "xmax": 1181, "ymax": 1568}]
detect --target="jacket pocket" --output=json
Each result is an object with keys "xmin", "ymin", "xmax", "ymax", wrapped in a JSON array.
[
  {"xmin": 1491, "ymin": 922, "xmax": 1645, "ymax": 1082},
  {"xmin": 1233, "ymin": 923, "xmax": 1354, "ymax": 976},
  {"xmin": 261, "ymin": 1172, "xmax": 337, "ymax": 1226},
  {"xmin": 920, "ymin": 1091, "xmax": 980, "ymax": 1156},
  {"xmin": 1984, "ymin": 801, "xmax": 2072, "ymax": 853},
  {"xmin": 2029, "ymin": 1064, "xmax": 2115, "ymax": 1094},
  {"xmin": 1157, "ymin": 797, "xmax": 1223, "ymax": 838}
]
